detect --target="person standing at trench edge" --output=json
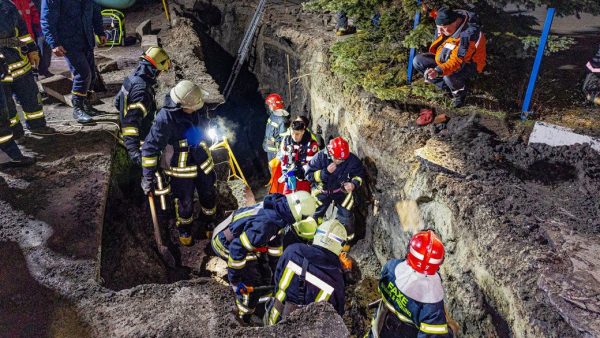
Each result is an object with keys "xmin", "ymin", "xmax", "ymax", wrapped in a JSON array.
[
  {"xmin": 41, "ymin": 0, "xmax": 106, "ymax": 124},
  {"xmin": 140, "ymin": 80, "xmax": 217, "ymax": 247}
]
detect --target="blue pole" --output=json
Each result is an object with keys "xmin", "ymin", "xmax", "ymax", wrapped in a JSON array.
[
  {"xmin": 521, "ymin": 7, "xmax": 555, "ymax": 120},
  {"xmin": 407, "ymin": 9, "xmax": 421, "ymax": 84}
]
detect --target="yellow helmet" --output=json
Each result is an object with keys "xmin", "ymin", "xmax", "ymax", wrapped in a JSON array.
[
  {"xmin": 142, "ymin": 46, "xmax": 171, "ymax": 71},
  {"xmin": 286, "ymin": 191, "xmax": 317, "ymax": 222},
  {"xmin": 292, "ymin": 217, "xmax": 318, "ymax": 240}
]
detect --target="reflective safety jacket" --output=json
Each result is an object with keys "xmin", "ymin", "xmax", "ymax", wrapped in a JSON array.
[
  {"xmin": 10, "ymin": 0, "xmax": 41, "ymax": 38},
  {"xmin": 265, "ymin": 243, "xmax": 345, "ymax": 325},
  {"xmin": 114, "ymin": 61, "xmax": 159, "ymax": 165},
  {"xmin": 279, "ymin": 131, "xmax": 319, "ymax": 179},
  {"xmin": 430, "ymin": 10, "xmax": 486, "ymax": 76},
  {"xmin": 372, "ymin": 259, "xmax": 452, "ymax": 338},
  {"xmin": 40, "ymin": 0, "xmax": 104, "ymax": 50},
  {"xmin": 211, "ymin": 194, "xmax": 297, "ymax": 285},
  {"xmin": 263, "ymin": 109, "xmax": 289, "ymax": 153},
  {"xmin": 306, "ymin": 149, "xmax": 365, "ymax": 194},
  {"xmin": 141, "ymin": 95, "xmax": 214, "ymax": 180},
  {"xmin": 587, "ymin": 45, "xmax": 600, "ymax": 73},
  {"xmin": 0, "ymin": 1, "xmax": 37, "ymax": 83}
]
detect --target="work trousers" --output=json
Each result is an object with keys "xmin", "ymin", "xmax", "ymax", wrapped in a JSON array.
[
  {"xmin": 314, "ymin": 191, "xmax": 355, "ymax": 241},
  {"xmin": 36, "ymin": 35, "xmax": 53, "ymax": 76},
  {"xmin": 413, "ymin": 53, "xmax": 476, "ymax": 95},
  {"xmin": 233, "ymin": 256, "xmax": 274, "ymax": 318},
  {"xmin": 0, "ymin": 84, "xmax": 23, "ymax": 159},
  {"xmin": 5, "ymin": 71, "xmax": 46, "ymax": 132},
  {"xmin": 64, "ymin": 48, "xmax": 96, "ymax": 97},
  {"xmin": 170, "ymin": 171, "xmax": 217, "ymax": 230}
]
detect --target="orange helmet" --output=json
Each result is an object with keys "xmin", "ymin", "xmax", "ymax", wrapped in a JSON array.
[
  {"xmin": 327, "ymin": 136, "xmax": 350, "ymax": 160},
  {"xmin": 406, "ymin": 230, "xmax": 445, "ymax": 275},
  {"xmin": 265, "ymin": 93, "xmax": 285, "ymax": 111}
]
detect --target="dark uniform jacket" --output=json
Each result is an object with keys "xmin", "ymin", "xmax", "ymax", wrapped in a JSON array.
[
  {"xmin": 41, "ymin": 0, "xmax": 103, "ymax": 50},
  {"xmin": 375, "ymin": 259, "xmax": 452, "ymax": 338},
  {"xmin": 141, "ymin": 95, "xmax": 214, "ymax": 180},
  {"xmin": 263, "ymin": 110, "xmax": 289, "ymax": 153},
  {"xmin": 114, "ymin": 61, "xmax": 159, "ymax": 165},
  {"xmin": 306, "ymin": 150, "xmax": 365, "ymax": 192},
  {"xmin": 213, "ymin": 194, "xmax": 296, "ymax": 285},
  {"xmin": 266, "ymin": 243, "xmax": 345, "ymax": 325},
  {"xmin": 0, "ymin": 1, "xmax": 37, "ymax": 82}
]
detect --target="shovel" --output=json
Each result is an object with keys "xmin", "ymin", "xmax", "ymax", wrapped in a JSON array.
[{"xmin": 148, "ymin": 192, "xmax": 176, "ymax": 268}]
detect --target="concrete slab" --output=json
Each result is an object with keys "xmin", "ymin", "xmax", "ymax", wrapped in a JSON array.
[
  {"xmin": 39, "ymin": 75, "xmax": 74, "ymax": 106},
  {"xmin": 529, "ymin": 121, "xmax": 600, "ymax": 152}
]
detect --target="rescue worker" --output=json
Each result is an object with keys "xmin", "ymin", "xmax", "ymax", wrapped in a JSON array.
[
  {"xmin": 413, "ymin": 7, "xmax": 487, "ymax": 108},
  {"xmin": 368, "ymin": 230, "xmax": 453, "ymax": 338},
  {"xmin": 114, "ymin": 47, "xmax": 171, "ymax": 166},
  {"xmin": 210, "ymin": 191, "xmax": 317, "ymax": 322},
  {"xmin": 264, "ymin": 219, "xmax": 347, "ymax": 325},
  {"xmin": 306, "ymin": 136, "xmax": 365, "ymax": 246},
  {"xmin": 140, "ymin": 80, "xmax": 217, "ymax": 246},
  {"xmin": 41, "ymin": 0, "xmax": 106, "ymax": 124},
  {"xmin": 0, "ymin": 52, "xmax": 34, "ymax": 168},
  {"xmin": 262, "ymin": 93, "xmax": 289, "ymax": 162},
  {"xmin": 279, "ymin": 116, "xmax": 320, "ymax": 194},
  {"xmin": 583, "ymin": 44, "xmax": 600, "ymax": 106},
  {"xmin": 1, "ymin": 0, "xmax": 49, "ymax": 138}
]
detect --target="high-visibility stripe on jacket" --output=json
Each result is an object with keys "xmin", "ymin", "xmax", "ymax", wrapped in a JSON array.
[
  {"xmin": 429, "ymin": 10, "xmax": 486, "ymax": 76},
  {"xmin": 266, "ymin": 243, "xmax": 345, "ymax": 325}
]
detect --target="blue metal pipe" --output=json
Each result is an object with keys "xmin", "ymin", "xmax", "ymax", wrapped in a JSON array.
[
  {"xmin": 407, "ymin": 8, "xmax": 421, "ymax": 84},
  {"xmin": 521, "ymin": 7, "xmax": 556, "ymax": 120}
]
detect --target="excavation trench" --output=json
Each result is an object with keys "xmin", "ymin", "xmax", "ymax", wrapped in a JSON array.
[{"xmin": 95, "ymin": 2, "xmax": 600, "ymax": 336}]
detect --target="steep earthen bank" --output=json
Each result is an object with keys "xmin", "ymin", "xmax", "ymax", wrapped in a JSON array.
[{"xmin": 174, "ymin": 1, "xmax": 600, "ymax": 336}]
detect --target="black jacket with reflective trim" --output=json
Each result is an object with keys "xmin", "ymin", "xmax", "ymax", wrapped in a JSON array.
[
  {"xmin": 114, "ymin": 61, "xmax": 158, "ymax": 164},
  {"xmin": 141, "ymin": 94, "xmax": 211, "ymax": 178},
  {"xmin": 263, "ymin": 111, "xmax": 289, "ymax": 153},
  {"xmin": 272, "ymin": 243, "xmax": 345, "ymax": 317},
  {"xmin": 306, "ymin": 149, "xmax": 365, "ymax": 192}
]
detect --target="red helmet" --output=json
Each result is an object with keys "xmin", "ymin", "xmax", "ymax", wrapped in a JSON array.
[
  {"xmin": 406, "ymin": 230, "xmax": 445, "ymax": 275},
  {"xmin": 327, "ymin": 136, "xmax": 350, "ymax": 160},
  {"xmin": 265, "ymin": 93, "xmax": 285, "ymax": 111}
]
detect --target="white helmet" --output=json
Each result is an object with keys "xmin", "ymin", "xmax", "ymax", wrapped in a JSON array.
[
  {"xmin": 170, "ymin": 80, "xmax": 209, "ymax": 111},
  {"xmin": 312, "ymin": 219, "xmax": 347, "ymax": 256},
  {"xmin": 285, "ymin": 191, "xmax": 317, "ymax": 222}
]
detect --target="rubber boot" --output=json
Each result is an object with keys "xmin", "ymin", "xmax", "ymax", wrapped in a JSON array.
[
  {"xmin": 84, "ymin": 92, "xmax": 101, "ymax": 116},
  {"xmin": 178, "ymin": 224, "xmax": 193, "ymax": 246},
  {"xmin": 451, "ymin": 89, "xmax": 468, "ymax": 108},
  {"xmin": 72, "ymin": 96, "xmax": 93, "ymax": 124}
]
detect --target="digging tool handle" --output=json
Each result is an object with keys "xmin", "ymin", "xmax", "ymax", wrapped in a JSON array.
[{"xmin": 148, "ymin": 192, "xmax": 164, "ymax": 248}]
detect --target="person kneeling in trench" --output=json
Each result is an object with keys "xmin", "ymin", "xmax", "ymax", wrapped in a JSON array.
[
  {"xmin": 413, "ymin": 7, "xmax": 487, "ymax": 108},
  {"xmin": 264, "ymin": 219, "xmax": 347, "ymax": 325},
  {"xmin": 140, "ymin": 80, "xmax": 217, "ymax": 246},
  {"xmin": 210, "ymin": 191, "xmax": 318, "ymax": 324}
]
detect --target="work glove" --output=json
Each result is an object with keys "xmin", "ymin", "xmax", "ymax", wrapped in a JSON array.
[
  {"xmin": 27, "ymin": 51, "xmax": 40, "ymax": 68},
  {"xmin": 234, "ymin": 282, "xmax": 249, "ymax": 296},
  {"xmin": 141, "ymin": 175, "xmax": 156, "ymax": 195}
]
